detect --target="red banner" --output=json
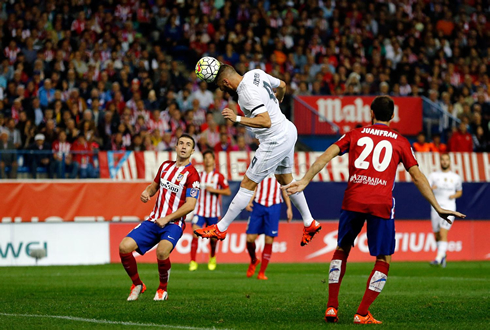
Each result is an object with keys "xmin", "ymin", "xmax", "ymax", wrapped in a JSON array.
[
  {"xmin": 97, "ymin": 151, "xmax": 490, "ymax": 183},
  {"xmin": 109, "ymin": 221, "xmax": 490, "ymax": 263},
  {"xmin": 294, "ymin": 96, "xmax": 422, "ymax": 135}
]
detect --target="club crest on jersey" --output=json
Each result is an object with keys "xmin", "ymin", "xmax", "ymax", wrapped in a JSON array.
[
  {"xmin": 177, "ymin": 173, "xmax": 184, "ymax": 181},
  {"xmin": 190, "ymin": 188, "xmax": 198, "ymax": 197}
]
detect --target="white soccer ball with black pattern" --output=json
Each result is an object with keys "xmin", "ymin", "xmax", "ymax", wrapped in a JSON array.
[{"xmin": 195, "ymin": 57, "xmax": 220, "ymax": 83}]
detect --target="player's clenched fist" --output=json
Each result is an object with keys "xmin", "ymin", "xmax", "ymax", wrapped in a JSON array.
[
  {"xmin": 222, "ymin": 108, "xmax": 237, "ymax": 122},
  {"xmin": 141, "ymin": 190, "xmax": 151, "ymax": 203}
]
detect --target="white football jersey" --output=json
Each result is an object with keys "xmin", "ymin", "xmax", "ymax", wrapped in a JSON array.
[
  {"xmin": 428, "ymin": 170, "xmax": 462, "ymax": 209},
  {"xmin": 236, "ymin": 69, "xmax": 289, "ymax": 142}
]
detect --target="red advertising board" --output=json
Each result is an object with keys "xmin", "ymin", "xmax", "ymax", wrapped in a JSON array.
[
  {"xmin": 294, "ymin": 96, "xmax": 423, "ymax": 135},
  {"xmin": 109, "ymin": 221, "xmax": 490, "ymax": 263},
  {"xmin": 0, "ymin": 181, "xmax": 151, "ymax": 222}
]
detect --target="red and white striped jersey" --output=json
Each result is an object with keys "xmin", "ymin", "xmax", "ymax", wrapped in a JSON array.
[
  {"xmin": 195, "ymin": 170, "xmax": 229, "ymax": 218},
  {"xmin": 255, "ymin": 176, "xmax": 283, "ymax": 207},
  {"xmin": 52, "ymin": 140, "xmax": 71, "ymax": 157},
  {"xmin": 148, "ymin": 161, "xmax": 200, "ymax": 225}
]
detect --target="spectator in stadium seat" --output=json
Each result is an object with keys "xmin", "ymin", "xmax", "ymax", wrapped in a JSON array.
[
  {"xmin": 429, "ymin": 133, "xmax": 448, "ymax": 153},
  {"xmin": 72, "ymin": 133, "xmax": 97, "ymax": 179},
  {"xmin": 51, "ymin": 131, "xmax": 78, "ymax": 179},
  {"xmin": 192, "ymin": 81, "xmax": 214, "ymax": 110},
  {"xmin": 413, "ymin": 132, "xmax": 431, "ymax": 152},
  {"xmin": 214, "ymin": 133, "xmax": 232, "ymax": 153},
  {"xmin": 27, "ymin": 133, "xmax": 53, "ymax": 179},
  {"xmin": 448, "ymin": 122, "xmax": 473, "ymax": 152},
  {"xmin": 0, "ymin": 130, "xmax": 18, "ymax": 179},
  {"xmin": 6, "ymin": 118, "xmax": 21, "ymax": 149},
  {"xmin": 38, "ymin": 79, "xmax": 55, "ymax": 108},
  {"xmin": 472, "ymin": 126, "xmax": 489, "ymax": 152}
]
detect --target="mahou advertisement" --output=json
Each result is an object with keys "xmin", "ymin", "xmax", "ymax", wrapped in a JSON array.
[{"xmin": 294, "ymin": 96, "xmax": 423, "ymax": 135}]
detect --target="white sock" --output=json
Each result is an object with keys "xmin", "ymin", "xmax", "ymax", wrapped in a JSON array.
[
  {"xmin": 287, "ymin": 182, "xmax": 314, "ymax": 226},
  {"xmin": 217, "ymin": 187, "xmax": 254, "ymax": 232},
  {"xmin": 436, "ymin": 241, "xmax": 448, "ymax": 262}
]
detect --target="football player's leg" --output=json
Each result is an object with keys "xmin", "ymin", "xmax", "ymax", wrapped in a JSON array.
[
  {"xmin": 119, "ymin": 237, "xmax": 143, "ymax": 286},
  {"xmin": 355, "ymin": 216, "xmax": 394, "ymax": 320},
  {"xmin": 246, "ymin": 205, "xmax": 263, "ymax": 277},
  {"xmin": 207, "ymin": 217, "xmax": 219, "ymax": 270},
  {"xmin": 275, "ymin": 172, "xmax": 314, "ymax": 227},
  {"xmin": 437, "ymin": 217, "xmax": 452, "ymax": 267},
  {"xmin": 120, "ymin": 221, "xmax": 158, "ymax": 286},
  {"xmin": 155, "ymin": 224, "xmax": 182, "ymax": 300},
  {"xmin": 190, "ymin": 216, "xmax": 205, "ymax": 265},
  {"xmin": 215, "ymin": 175, "xmax": 257, "ymax": 232},
  {"xmin": 327, "ymin": 211, "xmax": 362, "ymax": 311},
  {"xmin": 258, "ymin": 203, "xmax": 280, "ymax": 279},
  {"xmin": 156, "ymin": 239, "xmax": 173, "ymax": 293}
]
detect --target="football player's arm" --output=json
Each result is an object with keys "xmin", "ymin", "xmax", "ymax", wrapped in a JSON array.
[
  {"xmin": 449, "ymin": 190, "xmax": 463, "ymax": 200},
  {"xmin": 206, "ymin": 186, "xmax": 231, "ymax": 196},
  {"xmin": 408, "ymin": 166, "xmax": 466, "ymax": 222},
  {"xmin": 283, "ymin": 144, "xmax": 341, "ymax": 195},
  {"xmin": 222, "ymin": 108, "xmax": 271, "ymax": 128},
  {"xmin": 156, "ymin": 197, "xmax": 197, "ymax": 228},
  {"xmin": 141, "ymin": 181, "xmax": 159, "ymax": 203},
  {"xmin": 274, "ymin": 80, "xmax": 287, "ymax": 103}
]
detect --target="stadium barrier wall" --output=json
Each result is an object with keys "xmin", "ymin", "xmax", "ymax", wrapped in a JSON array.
[
  {"xmin": 109, "ymin": 221, "xmax": 490, "ymax": 263},
  {"xmin": 97, "ymin": 151, "xmax": 490, "ymax": 182},
  {"xmin": 0, "ymin": 223, "xmax": 110, "ymax": 266}
]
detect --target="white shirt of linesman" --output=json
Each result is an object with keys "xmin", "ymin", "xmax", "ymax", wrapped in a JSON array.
[
  {"xmin": 236, "ymin": 69, "xmax": 289, "ymax": 142},
  {"xmin": 428, "ymin": 170, "xmax": 462, "ymax": 210}
]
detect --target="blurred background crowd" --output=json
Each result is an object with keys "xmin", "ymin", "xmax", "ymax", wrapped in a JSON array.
[{"xmin": 0, "ymin": 0, "xmax": 489, "ymax": 179}]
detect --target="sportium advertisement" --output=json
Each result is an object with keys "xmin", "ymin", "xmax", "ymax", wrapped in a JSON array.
[{"xmin": 109, "ymin": 221, "xmax": 490, "ymax": 263}]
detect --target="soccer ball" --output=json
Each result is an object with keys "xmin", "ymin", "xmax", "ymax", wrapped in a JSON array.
[{"xmin": 195, "ymin": 57, "xmax": 220, "ymax": 83}]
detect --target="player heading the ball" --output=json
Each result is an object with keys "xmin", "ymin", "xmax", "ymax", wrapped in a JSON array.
[{"xmin": 195, "ymin": 64, "xmax": 321, "ymax": 246}]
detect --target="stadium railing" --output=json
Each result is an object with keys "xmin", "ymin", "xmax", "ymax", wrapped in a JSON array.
[
  {"xmin": 0, "ymin": 150, "xmax": 99, "ymax": 178},
  {"xmin": 292, "ymin": 95, "xmax": 340, "ymax": 134},
  {"xmin": 421, "ymin": 96, "xmax": 461, "ymax": 139}
]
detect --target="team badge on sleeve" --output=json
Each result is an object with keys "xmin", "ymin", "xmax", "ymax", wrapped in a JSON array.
[{"xmin": 190, "ymin": 188, "xmax": 199, "ymax": 197}]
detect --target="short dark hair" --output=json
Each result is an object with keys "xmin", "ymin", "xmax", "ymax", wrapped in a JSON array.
[
  {"xmin": 216, "ymin": 64, "xmax": 236, "ymax": 83},
  {"xmin": 178, "ymin": 133, "xmax": 195, "ymax": 149},
  {"xmin": 202, "ymin": 149, "xmax": 215, "ymax": 159},
  {"xmin": 371, "ymin": 96, "xmax": 394, "ymax": 121}
]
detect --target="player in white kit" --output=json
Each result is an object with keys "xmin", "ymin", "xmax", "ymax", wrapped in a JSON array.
[
  {"xmin": 428, "ymin": 153, "xmax": 463, "ymax": 267},
  {"xmin": 195, "ymin": 65, "xmax": 321, "ymax": 246}
]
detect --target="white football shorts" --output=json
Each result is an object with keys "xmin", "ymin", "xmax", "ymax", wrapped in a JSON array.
[
  {"xmin": 246, "ymin": 121, "xmax": 297, "ymax": 183},
  {"xmin": 430, "ymin": 207, "xmax": 455, "ymax": 232}
]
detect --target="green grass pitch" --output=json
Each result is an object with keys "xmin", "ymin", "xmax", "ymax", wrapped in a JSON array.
[{"xmin": 0, "ymin": 262, "xmax": 489, "ymax": 329}]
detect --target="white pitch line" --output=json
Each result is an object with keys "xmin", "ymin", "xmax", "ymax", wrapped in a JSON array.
[{"xmin": 0, "ymin": 312, "xmax": 226, "ymax": 330}]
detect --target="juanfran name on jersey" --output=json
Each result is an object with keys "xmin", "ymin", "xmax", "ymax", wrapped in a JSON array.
[
  {"xmin": 360, "ymin": 127, "xmax": 398, "ymax": 139},
  {"xmin": 99, "ymin": 151, "xmax": 490, "ymax": 183}
]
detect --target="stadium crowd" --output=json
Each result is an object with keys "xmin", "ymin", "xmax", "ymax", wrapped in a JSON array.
[{"xmin": 0, "ymin": 0, "xmax": 489, "ymax": 178}]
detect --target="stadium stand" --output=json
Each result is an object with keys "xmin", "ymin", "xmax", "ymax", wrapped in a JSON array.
[{"xmin": 0, "ymin": 0, "xmax": 489, "ymax": 179}]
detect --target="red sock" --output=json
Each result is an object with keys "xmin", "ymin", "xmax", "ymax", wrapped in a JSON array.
[
  {"xmin": 259, "ymin": 243, "xmax": 273, "ymax": 274},
  {"xmin": 157, "ymin": 258, "xmax": 171, "ymax": 291},
  {"xmin": 120, "ymin": 252, "xmax": 143, "ymax": 286},
  {"xmin": 327, "ymin": 250, "xmax": 348, "ymax": 309},
  {"xmin": 357, "ymin": 260, "xmax": 390, "ymax": 315},
  {"xmin": 190, "ymin": 237, "xmax": 198, "ymax": 261},
  {"xmin": 247, "ymin": 241, "xmax": 257, "ymax": 264},
  {"xmin": 210, "ymin": 239, "xmax": 217, "ymax": 258}
]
